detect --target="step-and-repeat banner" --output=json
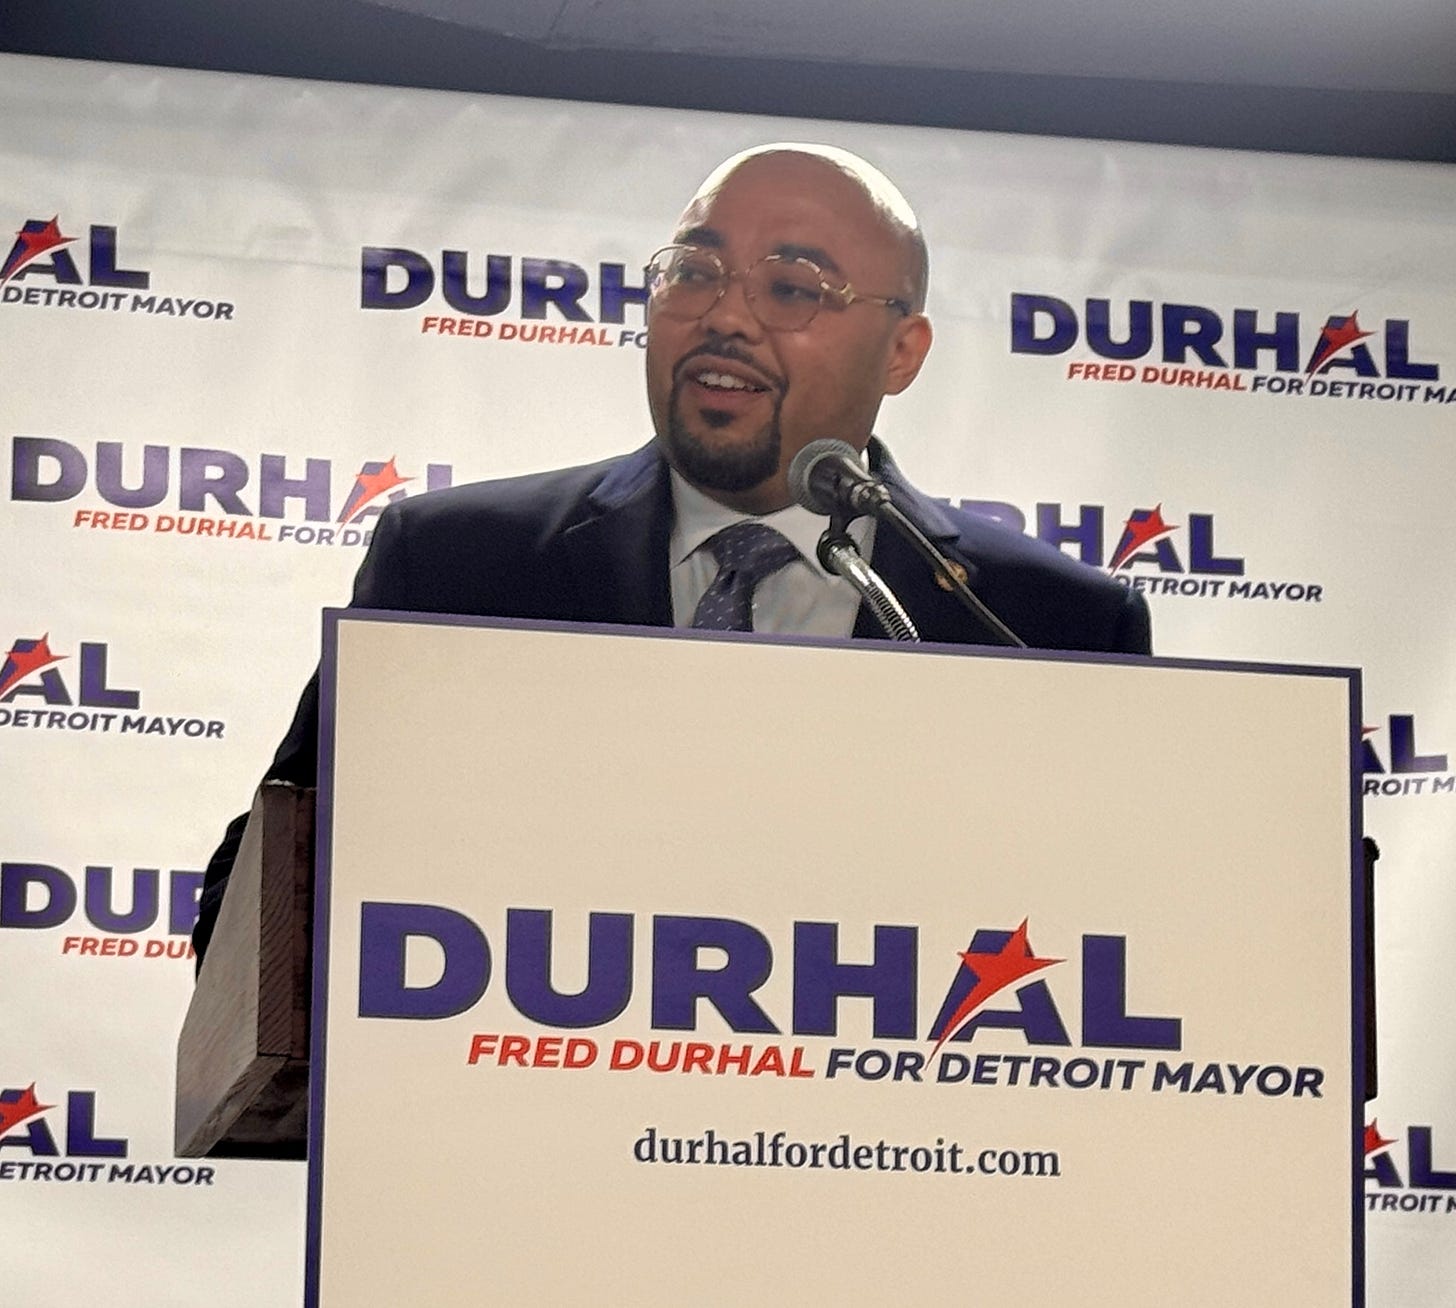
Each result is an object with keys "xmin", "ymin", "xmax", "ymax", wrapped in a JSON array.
[{"xmin": 2, "ymin": 51, "xmax": 1452, "ymax": 1305}]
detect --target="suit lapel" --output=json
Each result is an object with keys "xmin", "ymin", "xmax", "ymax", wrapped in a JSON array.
[
  {"xmin": 851, "ymin": 443, "xmax": 991, "ymax": 646},
  {"xmin": 553, "ymin": 438, "xmax": 984, "ymax": 641},
  {"xmin": 558, "ymin": 443, "xmax": 674, "ymax": 627}
]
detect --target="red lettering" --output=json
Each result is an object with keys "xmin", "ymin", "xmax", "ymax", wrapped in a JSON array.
[
  {"xmin": 681, "ymin": 1042, "xmax": 714, "ymax": 1073},
  {"xmin": 563, "ymin": 1038, "xmax": 596, "ymax": 1068},
  {"xmin": 610, "ymin": 1039, "xmax": 644, "ymax": 1070}
]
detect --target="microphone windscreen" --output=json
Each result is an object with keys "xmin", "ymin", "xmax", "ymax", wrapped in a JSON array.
[{"xmin": 788, "ymin": 438, "xmax": 859, "ymax": 515}]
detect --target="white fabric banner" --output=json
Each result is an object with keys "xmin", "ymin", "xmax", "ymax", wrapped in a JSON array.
[{"xmin": 1, "ymin": 50, "xmax": 1452, "ymax": 1305}]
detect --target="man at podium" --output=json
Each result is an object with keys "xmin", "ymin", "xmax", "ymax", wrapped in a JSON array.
[{"xmin": 193, "ymin": 142, "xmax": 1150, "ymax": 965}]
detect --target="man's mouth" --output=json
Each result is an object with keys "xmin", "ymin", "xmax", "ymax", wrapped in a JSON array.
[{"xmin": 689, "ymin": 368, "xmax": 769, "ymax": 395}]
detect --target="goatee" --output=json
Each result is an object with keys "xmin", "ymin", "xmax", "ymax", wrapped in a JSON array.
[{"xmin": 664, "ymin": 387, "xmax": 782, "ymax": 494}]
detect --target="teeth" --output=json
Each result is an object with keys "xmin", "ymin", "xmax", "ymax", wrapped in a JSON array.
[{"xmin": 695, "ymin": 370, "xmax": 757, "ymax": 391}]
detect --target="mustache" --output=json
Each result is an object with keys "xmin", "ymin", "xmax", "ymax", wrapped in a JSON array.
[{"xmin": 671, "ymin": 341, "xmax": 785, "ymax": 394}]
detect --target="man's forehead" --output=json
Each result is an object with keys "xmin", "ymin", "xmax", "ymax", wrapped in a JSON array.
[
  {"xmin": 687, "ymin": 144, "xmax": 917, "ymax": 227},
  {"xmin": 673, "ymin": 222, "xmax": 845, "ymax": 277},
  {"xmin": 672, "ymin": 153, "xmax": 894, "ymax": 269}
]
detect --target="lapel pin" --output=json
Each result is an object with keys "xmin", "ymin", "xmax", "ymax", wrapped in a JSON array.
[{"xmin": 934, "ymin": 561, "xmax": 970, "ymax": 592}]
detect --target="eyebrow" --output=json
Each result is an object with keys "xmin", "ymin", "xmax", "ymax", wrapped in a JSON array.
[{"xmin": 674, "ymin": 226, "xmax": 844, "ymax": 277}]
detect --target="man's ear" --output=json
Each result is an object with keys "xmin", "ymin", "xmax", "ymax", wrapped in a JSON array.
[{"xmin": 884, "ymin": 314, "xmax": 933, "ymax": 395}]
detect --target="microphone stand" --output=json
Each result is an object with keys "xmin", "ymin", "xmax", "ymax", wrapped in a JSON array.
[
  {"xmin": 788, "ymin": 439, "xmax": 1026, "ymax": 648},
  {"xmin": 878, "ymin": 501, "xmax": 1027, "ymax": 648},
  {"xmin": 817, "ymin": 513, "xmax": 920, "ymax": 643}
]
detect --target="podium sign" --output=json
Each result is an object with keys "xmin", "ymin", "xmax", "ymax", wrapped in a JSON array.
[{"xmin": 307, "ymin": 613, "xmax": 1361, "ymax": 1304}]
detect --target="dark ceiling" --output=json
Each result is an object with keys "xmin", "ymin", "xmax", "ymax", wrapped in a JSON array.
[{"xmin": 2, "ymin": 0, "xmax": 1453, "ymax": 163}]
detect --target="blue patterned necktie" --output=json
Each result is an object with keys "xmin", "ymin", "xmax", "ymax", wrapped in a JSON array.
[{"xmin": 691, "ymin": 522, "xmax": 801, "ymax": 632}]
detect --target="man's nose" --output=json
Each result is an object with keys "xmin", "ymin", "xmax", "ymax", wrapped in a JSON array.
[{"xmin": 700, "ymin": 271, "xmax": 763, "ymax": 340}]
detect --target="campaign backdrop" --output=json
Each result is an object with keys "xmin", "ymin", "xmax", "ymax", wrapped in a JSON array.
[{"xmin": 1, "ymin": 50, "xmax": 1453, "ymax": 1305}]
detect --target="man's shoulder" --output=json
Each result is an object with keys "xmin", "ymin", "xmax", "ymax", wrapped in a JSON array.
[
  {"xmin": 940, "ymin": 501, "xmax": 1113, "ymax": 592},
  {"xmin": 349, "ymin": 443, "xmax": 667, "ymax": 618},
  {"xmin": 877, "ymin": 448, "xmax": 1149, "ymax": 654},
  {"xmin": 942, "ymin": 507, "xmax": 1150, "ymax": 653},
  {"xmin": 878, "ymin": 448, "xmax": 1120, "ymax": 600}
]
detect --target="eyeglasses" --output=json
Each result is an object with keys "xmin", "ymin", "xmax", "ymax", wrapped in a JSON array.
[{"xmin": 643, "ymin": 244, "xmax": 912, "ymax": 333}]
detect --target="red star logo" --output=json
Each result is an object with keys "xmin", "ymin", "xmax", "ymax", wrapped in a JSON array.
[
  {"xmin": 1, "ymin": 217, "xmax": 76, "ymax": 283},
  {"xmin": 339, "ymin": 457, "xmax": 413, "ymax": 524},
  {"xmin": 1109, "ymin": 504, "xmax": 1177, "ymax": 572},
  {"xmin": 930, "ymin": 919, "xmax": 1064, "ymax": 1058},
  {"xmin": 0, "ymin": 1084, "xmax": 54, "ymax": 1139},
  {"xmin": 0, "ymin": 634, "xmax": 68, "ymax": 699},
  {"xmin": 1306, "ymin": 312, "xmax": 1375, "ymax": 375},
  {"xmin": 1364, "ymin": 1120, "xmax": 1396, "ymax": 1156}
]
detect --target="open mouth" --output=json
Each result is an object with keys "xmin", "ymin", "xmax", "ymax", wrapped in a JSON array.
[{"xmin": 688, "ymin": 367, "xmax": 770, "ymax": 396}]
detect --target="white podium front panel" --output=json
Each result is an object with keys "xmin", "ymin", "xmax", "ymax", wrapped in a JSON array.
[{"xmin": 308, "ymin": 613, "xmax": 1360, "ymax": 1305}]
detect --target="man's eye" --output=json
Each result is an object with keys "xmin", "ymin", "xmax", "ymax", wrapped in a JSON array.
[
  {"xmin": 674, "ymin": 260, "xmax": 719, "ymax": 285},
  {"xmin": 767, "ymin": 278, "xmax": 821, "ymax": 304}
]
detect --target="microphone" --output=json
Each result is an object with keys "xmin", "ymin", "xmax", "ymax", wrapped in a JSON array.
[
  {"xmin": 789, "ymin": 437, "xmax": 1027, "ymax": 648},
  {"xmin": 788, "ymin": 439, "xmax": 892, "ymax": 519}
]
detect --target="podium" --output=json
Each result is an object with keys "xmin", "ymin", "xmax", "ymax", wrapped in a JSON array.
[{"xmin": 178, "ymin": 611, "xmax": 1365, "ymax": 1303}]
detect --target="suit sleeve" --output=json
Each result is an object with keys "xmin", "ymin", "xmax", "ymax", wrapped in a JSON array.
[{"xmin": 192, "ymin": 506, "xmax": 410, "ymax": 970}]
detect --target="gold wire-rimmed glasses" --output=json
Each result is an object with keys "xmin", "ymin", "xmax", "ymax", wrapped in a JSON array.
[{"xmin": 644, "ymin": 244, "xmax": 912, "ymax": 332}]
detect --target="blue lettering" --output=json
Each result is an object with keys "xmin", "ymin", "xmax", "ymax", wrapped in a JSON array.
[
  {"xmin": 1390, "ymin": 714, "xmax": 1447, "ymax": 774},
  {"xmin": 1009, "ymin": 294, "xmax": 1077, "ymax": 355},
  {"xmin": 1085, "ymin": 299, "xmax": 1151, "ymax": 360},
  {"xmin": 1232, "ymin": 309, "xmax": 1299, "ymax": 372},
  {"xmin": 360, "ymin": 247, "xmax": 433, "ymax": 310},
  {"xmin": 178, "ymin": 447, "xmax": 250, "ymax": 515},
  {"xmin": 259, "ymin": 454, "xmax": 332, "ymax": 522},
  {"xmin": 84, "ymin": 866, "xmax": 158, "ymax": 933},
  {"xmin": 77, "ymin": 643, "xmax": 140, "ymax": 710},
  {"xmin": 1161, "ymin": 304, "xmax": 1226, "ymax": 367},
  {"xmin": 64, "ymin": 1091, "xmax": 127, "ymax": 1158},
  {"xmin": 1409, "ymin": 1127, "xmax": 1456, "ymax": 1189},
  {"xmin": 0, "ymin": 863, "xmax": 77, "ymax": 929},
  {"xmin": 1384, "ymin": 320, "xmax": 1438, "ymax": 381},
  {"xmin": 10, "ymin": 435, "xmax": 87, "ymax": 502},
  {"xmin": 504, "ymin": 908, "xmax": 632, "ymax": 1027},
  {"xmin": 651, "ymin": 915, "xmax": 778, "ymax": 1033},
  {"xmin": 441, "ymin": 251, "xmax": 511, "ymax": 316},
  {"xmin": 1081, "ymin": 935, "xmax": 1181, "ymax": 1050},
  {"xmin": 520, "ymin": 258, "xmax": 591, "ymax": 322},
  {"xmin": 87, "ymin": 226, "xmax": 149, "ymax": 290},
  {"xmin": 96, "ymin": 441, "xmax": 168, "ymax": 508},
  {"xmin": 357, "ymin": 901, "xmax": 490, "ymax": 1020},
  {"xmin": 598, "ymin": 263, "xmax": 649, "ymax": 324},
  {"xmin": 792, "ymin": 922, "xmax": 916, "ymax": 1039},
  {"xmin": 1187, "ymin": 514, "xmax": 1244, "ymax": 576}
]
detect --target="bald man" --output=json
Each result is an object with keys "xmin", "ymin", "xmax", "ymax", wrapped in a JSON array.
[{"xmin": 193, "ymin": 144, "xmax": 1149, "ymax": 965}]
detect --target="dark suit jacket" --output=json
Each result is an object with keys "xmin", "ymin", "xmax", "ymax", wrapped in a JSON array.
[{"xmin": 192, "ymin": 439, "xmax": 1149, "ymax": 964}]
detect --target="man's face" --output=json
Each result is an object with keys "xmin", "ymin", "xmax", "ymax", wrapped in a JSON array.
[{"xmin": 645, "ymin": 154, "xmax": 931, "ymax": 514}]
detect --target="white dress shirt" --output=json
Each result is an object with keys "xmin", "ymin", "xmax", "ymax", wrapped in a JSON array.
[{"xmin": 668, "ymin": 470, "xmax": 876, "ymax": 638}]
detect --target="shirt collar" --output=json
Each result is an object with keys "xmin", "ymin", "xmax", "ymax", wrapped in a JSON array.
[{"xmin": 669, "ymin": 468, "xmax": 867, "ymax": 576}]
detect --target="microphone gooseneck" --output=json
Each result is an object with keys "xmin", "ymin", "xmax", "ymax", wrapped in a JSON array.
[
  {"xmin": 788, "ymin": 439, "xmax": 1027, "ymax": 648},
  {"xmin": 816, "ymin": 531, "xmax": 920, "ymax": 642}
]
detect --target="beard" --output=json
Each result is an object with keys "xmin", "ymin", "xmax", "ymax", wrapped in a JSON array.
[{"xmin": 663, "ymin": 379, "xmax": 783, "ymax": 495}]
